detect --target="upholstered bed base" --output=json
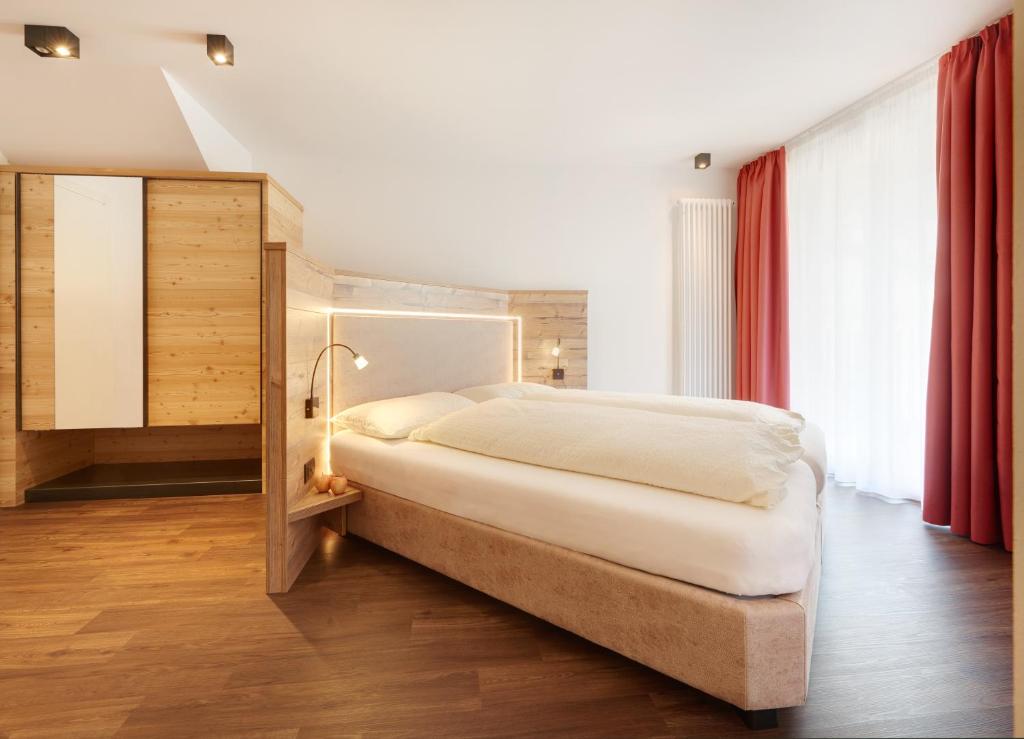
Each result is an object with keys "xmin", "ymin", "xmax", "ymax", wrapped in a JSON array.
[{"xmin": 347, "ymin": 484, "xmax": 822, "ymax": 714}]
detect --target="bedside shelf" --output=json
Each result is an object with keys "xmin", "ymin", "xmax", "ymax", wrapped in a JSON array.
[{"xmin": 287, "ymin": 486, "xmax": 362, "ymax": 523}]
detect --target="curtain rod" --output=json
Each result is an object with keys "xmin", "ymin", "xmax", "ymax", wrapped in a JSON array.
[
  {"xmin": 784, "ymin": 9, "xmax": 1012, "ymax": 150},
  {"xmin": 785, "ymin": 56, "xmax": 938, "ymax": 148}
]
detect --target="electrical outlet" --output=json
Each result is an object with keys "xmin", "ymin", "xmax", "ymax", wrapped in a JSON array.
[{"xmin": 303, "ymin": 458, "xmax": 316, "ymax": 484}]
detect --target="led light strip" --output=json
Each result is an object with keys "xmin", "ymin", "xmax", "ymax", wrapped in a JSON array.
[{"xmin": 329, "ymin": 307, "xmax": 523, "ymax": 384}]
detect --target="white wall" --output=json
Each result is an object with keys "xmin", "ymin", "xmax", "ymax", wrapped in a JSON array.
[{"xmin": 265, "ymin": 156, "xmax": 736, "ymax": 393}]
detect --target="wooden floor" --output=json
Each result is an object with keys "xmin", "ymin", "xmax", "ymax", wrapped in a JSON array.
[{"xmin": 0, "ymin": 486, "xmax": 1012, "ymax": 738}]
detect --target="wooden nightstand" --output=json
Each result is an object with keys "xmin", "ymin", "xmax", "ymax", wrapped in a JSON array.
[{"xmin": 287, "ymin": 485, "xmax": 362, "ymax": 523}]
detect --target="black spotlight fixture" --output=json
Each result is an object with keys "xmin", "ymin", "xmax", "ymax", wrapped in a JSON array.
[
  {"xmin": 24, "ymin": 25, "xmax": 80, "ymax": 59},
  {"xmin": 695, "ymin": 153, "xmax": 711, "ymax": 170},
  {"xmin": 207, "ymin": 34, "xmax": 234, "ymax": 66}
]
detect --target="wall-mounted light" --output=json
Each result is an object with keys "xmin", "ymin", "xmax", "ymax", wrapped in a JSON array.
[
  {"xmin": 551, "ymin": 338, "xmax": 564, "ymax": 381},
  {"xmin": 306, "ymin": 343, "xmax": 368, "ymax": 418},
  {"xmin": 207, "ymin": 34, "xmax": 234, "ymax": 66},
  {"xmin": 24, "ymin": 25, "xmax": 80, "ymax": 59},
  {"xmin": 695, "ymin": 153, "xmax": 711, "ymax": 170}
]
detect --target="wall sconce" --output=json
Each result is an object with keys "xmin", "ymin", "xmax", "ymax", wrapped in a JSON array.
[
  {"xmin": 207, "ymin": 34, "xmax": 234, "ymax": 66},
  {"xmin": 695, "ymin": 152, "xmax": 711, "ymax": 170},
  {"xmin": 551, "ymin": 338, "xmax": 564, "ymax": 381},
  {"xmin": 24, "ymin": 25, "xmax": 80, "ymax": 59},
  {"xmin": 306, "ymin": 343, "xmax": 368, "ymax": 418}
]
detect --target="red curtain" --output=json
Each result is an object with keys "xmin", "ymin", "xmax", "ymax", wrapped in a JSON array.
[
  {"xmin": 735, "ymin": 147, "xmax": 790, "ymax": 408},
  {"xmin": 924, "ymin": 16, "xmax": 1013, "ymax": 550}
]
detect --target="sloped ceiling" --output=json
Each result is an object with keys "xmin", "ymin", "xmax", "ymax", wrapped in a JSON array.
[
  {"xmin": 0, "ymin": 32, "xmax": 206, "ymax": 169},
  {"xmin": 0, "ymin": 0, "xmax": 1009, "ymax": 174}
]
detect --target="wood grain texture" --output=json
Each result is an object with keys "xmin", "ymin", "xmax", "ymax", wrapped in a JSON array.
[
  {"xmin": 94, "ymin": 424, "xmax": 261, "ymax": 464},
  {"xmin": 508, "ymin": 290, "xmax": 588, "ymax": 388},
  {"xmin": 0, "ymin": 164, "xmax": 268, "ymax": 182},
  {"xmin": 288, "ymin": 487, "xmax": 362, "ymax": 523},
  {"xmin": 263, "ymin": 244, "xmax": 289, "ymax": 593},
  {"xmin": 282, "ymin": 249, "xmax": 334, "ymax": 592},
  {"xmin": 334, "ymin": 272, "xmax": 510, "ymax": 314},
  {"xmin": 16, "ymin": 429, "xmax": 93, "ymax": 500},
  {"xmin": 18, "ymin": 174, "xmax": 55, "ymax": 430},
  {"xmin": 266, "ymin": 179, "xmax": 303, "ymax": 249},
  {"xmin": 147, "ymin": 179, "xmax": 262, "ymax": 427},
  {"xmin": 0, "ymin": 487, "xmax": 1009, "ymax": 736},
  {"xmin": 0, "ymin": 173, "xmax": 16, "ymax": 505}
]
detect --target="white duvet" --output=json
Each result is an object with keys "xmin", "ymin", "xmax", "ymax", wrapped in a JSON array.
[
  {"xmin": 517, "ymin": 389, "xmax": 826, "ymax": 493},
  {"xmin": 410, "ymin": 398, "xmax": 804, "ymax": 507},
  {"xmin": 520, "ymin": 389, "xmax": 804, "ymax": 431}
]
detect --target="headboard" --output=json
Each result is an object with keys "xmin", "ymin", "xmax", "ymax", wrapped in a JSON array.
[{"xmin": 331, "ymin": 310, "xmax": 519, "ymax": 413}]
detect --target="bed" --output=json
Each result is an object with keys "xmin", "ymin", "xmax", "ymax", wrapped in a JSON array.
[{"xmin": 327, "ymin": 311, "xmax": 823, "ymax": 729}]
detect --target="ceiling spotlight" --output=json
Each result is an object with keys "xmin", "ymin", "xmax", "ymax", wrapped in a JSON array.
[
  {"xmin": 24, "ymin": 25, "xmax": 80, "ymax": 59},
  {"xmin": 207, "ymin": 34, "xmax": 234, "ymax": 66},
  {"xmin": 695, "ymin": 153, "xmax": 711, "ymax": 170}
]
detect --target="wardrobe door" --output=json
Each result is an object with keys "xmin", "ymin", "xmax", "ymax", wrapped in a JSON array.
[
  {"xmin": 20, "ymin": 174, "xmax": 145, "ymax": 430},
  {"xmin": 146, "ymin": 179, "xmax": 261, "ymax": 426}
]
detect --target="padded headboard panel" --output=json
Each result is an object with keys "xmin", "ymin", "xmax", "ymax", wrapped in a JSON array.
[{"xmin": 331, "ymin": 312, "xmax": 516, "ymax": 413}]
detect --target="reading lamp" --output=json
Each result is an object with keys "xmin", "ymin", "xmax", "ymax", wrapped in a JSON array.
[
  {"xmin": 306, "ymin": 343, "xmax": 368, "ymax": 418},
  {"xmin": 551, "ymin": 338, "xmax": 564, "ymax": 381}
]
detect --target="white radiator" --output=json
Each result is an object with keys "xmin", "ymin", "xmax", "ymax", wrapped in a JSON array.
[{"xmin": 672, "ymin": 198, "xmax": 736, "ymax": 399}]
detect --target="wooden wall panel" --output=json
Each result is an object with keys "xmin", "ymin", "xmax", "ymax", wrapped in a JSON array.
[
  {"xmin": 284, "ymin": 250, "xmax": 334, "ymax": 591},
  {"xmin": 16, "ymin": 430, "xmax": 93, "ymax": 499},
  {"xmin": 266, "ymin": 178, "xmax": 303, "ymax": 249},
  {"xmin": 147, "ymin": 179, "xmax": 261, "ymax": 426},
  {"xmin": 264, "ymin": 244, "xmax": 289, "ymax": 592},
  {"xmin": 94, "ymin": 424, "xmax": 261, "ymax": 464},
  {"xmin": 334, "ymin": 273, "xmax": 509, "ymax": 314},
  {"xmin": 509, "ymin": 291, "xmax": 588, "ymax": 389},
  {"xmin": 265, "ymin": 243, "xmax": 334, "ymax": 593},
  {"xmin": 0, "ymin": 173, "xmax": 16, "ymax": 505},
  {"xmin": 18, "ymin": 174, "xmax": 55, "ymax": 430}
]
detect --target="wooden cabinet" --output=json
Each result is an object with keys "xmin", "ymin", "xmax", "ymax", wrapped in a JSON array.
[
  {"xmin": 18, "ymin": 174, "xmax": 56, "ymax": 430},
  {"xmin": 14, "ymin": 170, "xmax": 270, "ymax": 433},
  {"xmin": 146, "ymin": 179, "xmax": 262, "ymax": 426}
]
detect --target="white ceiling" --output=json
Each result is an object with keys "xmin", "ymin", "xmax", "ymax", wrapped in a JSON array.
[{"xmin": 0, "ymin": 0, "xmax": 1010, "ymax": 172}]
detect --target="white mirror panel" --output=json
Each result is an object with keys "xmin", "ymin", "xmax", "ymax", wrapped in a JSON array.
[{"xmin": 53, "ymin": 176, "xmax": 144, "ymax": 429}]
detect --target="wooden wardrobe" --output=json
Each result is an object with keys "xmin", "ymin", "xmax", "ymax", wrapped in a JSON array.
[{"xmin": 0, "ymin": 166, "xmax": 303, "ymax": 507}]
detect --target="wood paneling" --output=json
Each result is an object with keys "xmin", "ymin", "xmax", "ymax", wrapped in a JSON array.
[
  {"xmin": 0, "ymin": 173, "xmax": 16, "ymax": 505},
  {"xmin": 147, "ymin": 179, "xmax": 261, "ymax": 426},
  {"xmin": 286, "ymin": 251, "xmax": 333, "ymax": 591},
  {"xmin": 509, "ymin": 290, "xmax": 588, "ymax": 388},
  {"xmin": 265, "ymin": 242, "xmax": 334, "ymax": 593},
  {"xmin": 263, "ymin": 243, "xmax": 289, "ymax": 593},
  {"xmin": 0, "ymin": 488, "xmax": 1010, "ymax": 736},
  {"xmin": 16, "ymin": 429, "xmax": 93, "ymax": 500},
  {"xmin": 0, "ymin": 164, "xmax": 267, "ymax": 182},
  {"xmin": 334, "ymin": 273, "xmax": 510, "ymax": 314},
  {"xmin": 18, "ymin": 174, "xmax": 55, "ymax": 430},
  {"xmin": 266, "ymin": 178, "xmax": 303, "ymax": 249},
  {"xmin": 94, "ymin": 424, "xmax": 261, "ymax": 464}
]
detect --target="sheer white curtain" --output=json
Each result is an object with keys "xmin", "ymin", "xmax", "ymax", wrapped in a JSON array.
[{"xmin": 787, "ymin": 62, "xmax": 937, "ymax": 501}]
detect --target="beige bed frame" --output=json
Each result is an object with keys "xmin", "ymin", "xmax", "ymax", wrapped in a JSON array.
[
  {"xmin": 347, "ymin": 485, "xmax": 822, "ymax": 727},
  {"xmin": 266, "ymin": 244, "xmax": 819, "ymax": 728}
]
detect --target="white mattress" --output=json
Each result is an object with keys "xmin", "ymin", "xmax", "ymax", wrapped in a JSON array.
[{"xmin": 331, "ymin": 430, "xmax": 820, "ymax": 597}]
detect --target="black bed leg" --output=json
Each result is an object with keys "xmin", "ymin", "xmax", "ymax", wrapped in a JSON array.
[{"xmin": 738, "ymin": 708, "xmax": 779, "ymax": 730}]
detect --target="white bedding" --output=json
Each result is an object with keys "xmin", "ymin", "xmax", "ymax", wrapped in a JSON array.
[
  {"xmin": 518, "ymin": 389, "xmax": 827, "ymax": 493},
  {"xmin": 410, "ymin": 398, "xmax": 803, "ymax": 507},
  {"xmin": 331, "ymin": 430, "xmax": 820, "ymax": 596}
]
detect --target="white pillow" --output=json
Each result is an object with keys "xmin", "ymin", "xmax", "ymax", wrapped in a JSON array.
[
  {"xmin": 455, "ymin": 382, "xmax": 557, "ymax": 403},
  {"xmin": 335, "ymin": 392, "xmax": 474, "ymax": 439}
]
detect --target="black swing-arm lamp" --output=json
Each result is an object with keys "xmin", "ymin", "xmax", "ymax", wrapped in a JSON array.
[{"xmin": 306, "ymin": 343, "xmax": 368, "ymax": 418}]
